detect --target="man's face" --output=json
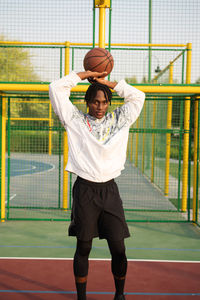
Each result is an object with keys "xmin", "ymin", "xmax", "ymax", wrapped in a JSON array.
[{"xmin": 87, "ymin": 90, "xmax": 109, "ymax": 119}]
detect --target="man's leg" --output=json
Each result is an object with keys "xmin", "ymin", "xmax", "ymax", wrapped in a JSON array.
[
  {"xmin": 73, "ymin": 239, "xmax": 92, "ymax": 300},
  {"xmin": 107, "ymin": 239, "xmax": 127, "ymax": 300}
]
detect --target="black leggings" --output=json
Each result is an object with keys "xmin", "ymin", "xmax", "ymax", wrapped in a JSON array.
[{"xmin": 73, "ymin": 239, "xmax": 127, "ymax": 278}]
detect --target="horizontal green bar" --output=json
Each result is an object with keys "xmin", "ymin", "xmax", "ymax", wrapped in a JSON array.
[
  {"xmin": 7, "ymin": 126, "xmax": 65, "ymax": 131},
  {"xmin": 5, "ymin": 217, "xmax": 189, "ymax": 222},
  {"xmin": 7, "ymin": 206, "xmax": 68, "ymax": 210},
  {"xmin": 71, "ymin": 46, "xmax": 186, "ymax": 51},
  {"xmin": 124, "ymin": 208, "xmax": 185, "ymax": 213},
  {"xmin": 129, "ymin": 128, "xmax": 187, "ymax": 134},
  {"xmin": 0, "ymin": 45, "xmax": 65, "ymax": 49},
  {"xmin": 7, "ymin": 126, "xmax": 188, "ymax": 134},
  {"xmin": 2, "ymin": 92, "xmax": 49, "ymax": 96},
  {"xmin": 104, "ymin": 47, "xmax": 185, "ymax": 51},
  {"xmin": 8, "ymin": 207, "xmax": 183, "ymax": 213},
  {"xmin": 126, "ymin": 220, "xmax": 189, "ymax": 223},
  {"xmin": 143, "ymin": 96, "xmax": 196, "ymax": 100},
  {"xmin": 4, "ymin": 95, "xmax": 49, "ymax": 99},
  {"xmin": 2, "ymin": 94, "xmax": 198, "ymax": 101},
  {"xmin": 1, "ymin": 44, "xmax": 186, "ymax": 51},
  {"xmin": 7, "ymin": 218, "xmax": 71, "ymax": 221}
]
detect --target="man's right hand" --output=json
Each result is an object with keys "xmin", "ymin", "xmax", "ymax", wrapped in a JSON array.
[
  {"xmin": 77, "ymin": 71, "xmax": 117, "ymax": 90},
  {"xmin": 77, "ymin": 70, "xmax": 107, "ymax": 81}
]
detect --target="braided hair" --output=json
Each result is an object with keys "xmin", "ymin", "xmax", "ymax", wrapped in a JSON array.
[{"xmin": 85, "ymin": 82, "xmax": 112, "ymax": 105}]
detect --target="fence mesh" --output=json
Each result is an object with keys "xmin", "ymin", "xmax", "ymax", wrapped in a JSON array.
[
  {"xmin": 4, "ymin": 94, "xmax": 197, "ymax": 222},
  {"xmin": 0, "ymin": 0, "xmax": 200, "ymax": 223}
]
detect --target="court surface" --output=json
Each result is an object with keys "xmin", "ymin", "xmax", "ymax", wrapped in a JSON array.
[
  {"xmin": 0, "ymin": 221, "xmax": 200, "ymax": 299},
  {"xmin": 2, "ymin": 155, "xmax": 200, "ymax": 298},
  {"xmin": 0, "ymin": 257, "xmax": 200, "ymax": 299}
]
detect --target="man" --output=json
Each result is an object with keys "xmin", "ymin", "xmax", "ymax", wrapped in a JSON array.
[{"xmin": 49, "ymin": 70, "xmax": 145, "ymax": 300}]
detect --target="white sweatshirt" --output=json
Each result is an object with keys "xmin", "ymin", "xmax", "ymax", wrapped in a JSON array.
[{"xmin": 49, "ymin": 71, "xmax": 145, "ymax": 182}]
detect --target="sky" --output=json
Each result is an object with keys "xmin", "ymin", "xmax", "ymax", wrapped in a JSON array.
[{"xmin": 0, "ymin": 0, "xmax": 199, "ymax": 83}]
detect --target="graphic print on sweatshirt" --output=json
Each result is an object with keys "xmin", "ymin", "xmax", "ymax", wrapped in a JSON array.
[{"xmin": 71, "ymin": 104, "xmax": 132, "ymax": 144}]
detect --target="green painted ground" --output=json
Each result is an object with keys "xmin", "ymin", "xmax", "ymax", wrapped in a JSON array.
[{"xmin": 0, "ymin": 221, "xmax": 200, "ymax": 261}]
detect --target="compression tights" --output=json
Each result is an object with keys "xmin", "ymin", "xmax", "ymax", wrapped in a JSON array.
[{"xmin": 73, "ymin": 239, "xmax": 127, "ymax": 299}]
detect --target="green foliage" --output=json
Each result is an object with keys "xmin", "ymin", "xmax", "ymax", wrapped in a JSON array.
[
  {"xmin": 0, "ymin": 36, "xmax": 48, "ymax": 122},
  {"xmin": 9, "ymin": 130, "xmax": 63, "ymax": 154},
  {"xmin": 125, "ymin": 76, "xmax": 138, "ymax": 84},
  {"xmin": 0, "ymin": 36, "xmax": 40, "ymax": 82},
  {"xmin": 195, "ymin": 77, "xmax": 200, "ymax": 84}
]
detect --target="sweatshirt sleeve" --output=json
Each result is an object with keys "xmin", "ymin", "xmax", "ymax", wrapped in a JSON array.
[
  {"xmin": 114, "ymin": 79, "xmax": 145, "ymax": 125},
  {"xmin": 49, "ymin": 71, "xmax": 81, "ymax": 126}
]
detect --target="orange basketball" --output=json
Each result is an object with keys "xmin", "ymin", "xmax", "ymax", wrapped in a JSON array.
[{"xmin": 83, "ymin": 47, "xmax": 114, "ymax": 75}]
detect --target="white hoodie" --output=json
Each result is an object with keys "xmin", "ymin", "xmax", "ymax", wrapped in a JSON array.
[{"xmin": 49, "ymin": 71, "xmax": 145, "ymax": 182}]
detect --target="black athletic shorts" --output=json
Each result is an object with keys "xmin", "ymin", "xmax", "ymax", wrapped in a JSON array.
[{"xmin": 68, "ymin": 176, "xmax": 130, "ymax": 241}]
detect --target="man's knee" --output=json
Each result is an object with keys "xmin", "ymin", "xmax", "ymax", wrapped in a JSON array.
[
  {"xmin": 76, "ymin": 240, "xmax": 92, "ymax": 257},
  {"xmin": 107, "ymin": 239, "xmax": 126, "ymax": 258}
]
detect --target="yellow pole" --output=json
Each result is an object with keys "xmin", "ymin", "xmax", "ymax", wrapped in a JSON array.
[
  {"xmin": 48, "ymin": 102, "xmax": 52, "ymax": 156},
  {"xmin": 193, "ymin": 96, "xmax": 199, "ymax": 222},
  {"xmin": 182, "ymin": 43, "xmax": 192, "ymax": 211},
  {"xmin": 164, "ymin": 62, "xmax": 173, "ymax": 195},
  {"xmin": 95, "ymin": 0, "xmax": 110, "ymax": 48},
  {"xmin": 1, "ymin": 95, "xmax": 6, "ymax": 222},
  {"xmin": 99, "ymin": 6, "xmax": 106, "ymax": 48},
  {"xmin": 63, "ymin": 41, "xmax": 70, "ymax": 210},
  {"xmin": 0, "ymin": 40, "xmax": 187, "ymax": 48}
]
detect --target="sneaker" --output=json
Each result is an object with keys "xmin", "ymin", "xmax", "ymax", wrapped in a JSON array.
[{"xmin": 113, "ymin": 295, "xmax": 126, "ymax": 300}]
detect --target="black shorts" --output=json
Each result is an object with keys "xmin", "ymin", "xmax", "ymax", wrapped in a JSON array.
[{"xmin": 68, "ymin": 176, "xmax": 130, "ymax": 241}]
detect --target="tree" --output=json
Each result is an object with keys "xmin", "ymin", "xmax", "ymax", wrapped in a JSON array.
[
  {"xmin": 0, "ymin": 36, "xmax": 40, "ymax": 83},
  {"xmin": 0, "ymin": 35, "xmax": 47, "ymax": 120},
  {"xmin": 195, "ymin": 77, "xmax": 200, "ymax": 84},
  {"xmin": 125, "ymin": 76, "xmax": 138, "ymax": 84}
]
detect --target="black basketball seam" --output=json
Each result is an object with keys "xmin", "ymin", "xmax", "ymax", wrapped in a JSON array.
[
  {"xmin": 87, "ymin": 56, "xmax": 111, "ymax": 71},
  {"xmin": 86, "ymin": 53, "xmax": 113, "ymax": 63},
  {"xmin": 105, "ymin": 60, "xmax": 112, "ymax": 72},
  {"xmin": 85, "ymin": 48, "xmax": 108, "ymax": 59},
  {"xmin": 85, "ymin": 54, "xmax": 107, "ymax": 59},
  {"xmin": 106, "ymin": 53, "xmax": 114, "ymax": 69},
  {"xmin": 93, "ymin": 48, "xmax": 108, "ymax": 57}
]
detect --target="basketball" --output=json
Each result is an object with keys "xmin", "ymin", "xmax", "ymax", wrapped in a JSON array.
[{"xmin": 83, "ymin": 47, "xmax": 114, "ymax": 75}]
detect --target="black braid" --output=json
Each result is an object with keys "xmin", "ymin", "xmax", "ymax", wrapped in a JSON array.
[{"xmin": 85, "ymin": 82, "xmax": 112, "ymax": 105}]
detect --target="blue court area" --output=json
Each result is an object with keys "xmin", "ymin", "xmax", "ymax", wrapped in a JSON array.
[
  {"xmin": 5, "ymin": 155, "xmax": 59, "ymax": 212},
  {"xmin": 6, "ymin": 158, "xmax": 54, "ymax": 177}
]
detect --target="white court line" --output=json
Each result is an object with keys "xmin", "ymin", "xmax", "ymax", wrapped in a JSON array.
[
  {"xmin": 5, "ymin": 194, "xmax": 17, "ymax": 204},
  {"xmin": 17, "ymin": 166, "xmax": 36, "ymax": 172},
  {"xmin": 13, "ymin": 162, "xmax": 55, "ymax": 177},
  {"xmin": 0, "ymin": 257, "xmax": 200, "ymax": 263}
]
